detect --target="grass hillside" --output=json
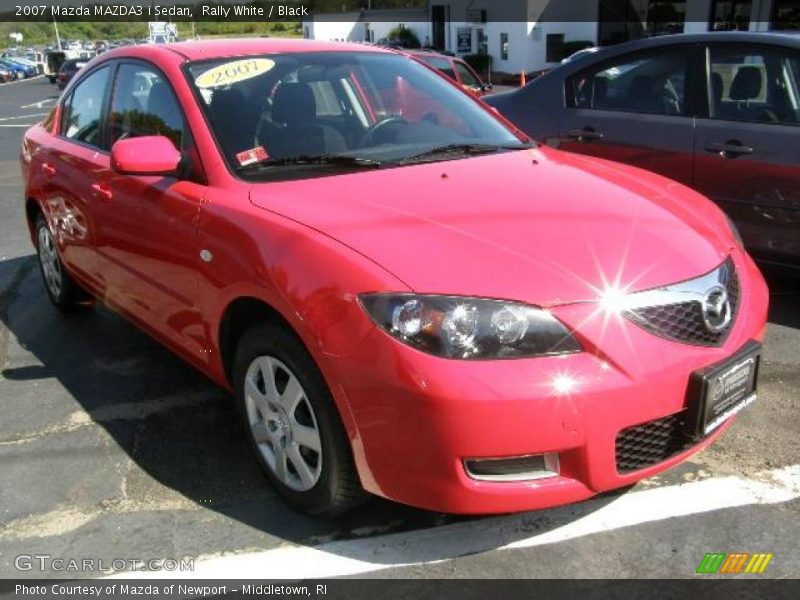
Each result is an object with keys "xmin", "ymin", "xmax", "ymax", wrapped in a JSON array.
[{"xmin": 0, "ymin": 21, "xmax": 301, "ymax": 48}]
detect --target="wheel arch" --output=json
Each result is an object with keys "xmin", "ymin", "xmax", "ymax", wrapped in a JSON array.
[
  {"xmin": 25, "ymin": 196, "xmax": 43, "ymax": 242},
  {"xmin": 217, "ymin": 296, "xmax": 295, "ymax": 388}
]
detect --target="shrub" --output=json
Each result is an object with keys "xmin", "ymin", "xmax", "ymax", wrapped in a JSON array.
[
  {"xmin": 387, "ymin": 25, "xmax": 421, "ymax": 49},
  {"xmin": 463, "ymin": 54, "xmax": 492, "ymax": 78}
]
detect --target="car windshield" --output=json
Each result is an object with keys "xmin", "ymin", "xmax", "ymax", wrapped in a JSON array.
[{"xmin": 186, "ymin": 52, "xmax": 528, "ymax": 179}]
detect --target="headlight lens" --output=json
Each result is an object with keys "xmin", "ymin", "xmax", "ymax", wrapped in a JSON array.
[
  {"xmin": 360, "ymin": 294, "xmax": 581, "ymax": 359},
  {"xmin": 725, "ymin": 215, "xmax": 744, "ymax": 250}
]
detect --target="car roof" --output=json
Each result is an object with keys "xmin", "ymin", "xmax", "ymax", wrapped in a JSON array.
[
  {"xmin": 602, "ymin": 31, "xmax": 800, "ymax": 53},
  {"xmin": 405, "ymin": 49, "xmax": 451, "ymax": 59},
  {"xmin": 155, "ymin": 38, "xmax": 394, "ymax": 61}
]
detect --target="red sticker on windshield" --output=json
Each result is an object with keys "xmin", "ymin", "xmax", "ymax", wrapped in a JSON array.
[{"xmin": 236, "ymin": 146, "xmax": 268, "ymax": 166}]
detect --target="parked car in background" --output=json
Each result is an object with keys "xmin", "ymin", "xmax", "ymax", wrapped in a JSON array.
[
  {"xmin": 487, "ymin": 32, "xmax": 800, "ymax": 269},
  {"xmin": 56, "ymin": 58, "xmax": 87, "ymax": 90},
  {"xmin": 45, "ymin": 50, "xmax": 73, "ymax": 83},
  {"xmin": 8, "ymin": 55, "xmax": 42, "ymax": 75},
  {"xmin": 406, "ymin": 49, "xmax": 492, "ymax": 96},
  {"xmin": 0, "ymin": 58, "xmax": 36, "ymax": 79},
  {"xmin": 21, "ymin": 39, "xmax": 767, "ymax": 517},
  {"xmin": 0, "ymin": 66, "xmax": 12, "ymax": 83},
  {"xmin": 561, "ymin": 46, "xmax": 600, "ymax": 64},
  {"xmin": 25, "ymin": 51, "xmax": 46, "ymax": 74}
]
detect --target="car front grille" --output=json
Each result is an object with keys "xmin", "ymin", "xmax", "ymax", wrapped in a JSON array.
[
  {"xmin": 623, "ymin": 258, "xmax": 739, "ymax": 346},
  {"xmin": 615, "ymin": 411, "xmax": 694, "ymax": 474}
]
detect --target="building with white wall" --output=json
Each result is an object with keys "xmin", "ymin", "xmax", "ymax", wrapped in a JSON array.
[{"xmin": 304, "ymin": 0, "xmax": 799, "ymax": 78}]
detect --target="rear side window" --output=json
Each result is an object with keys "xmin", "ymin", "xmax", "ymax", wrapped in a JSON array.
[
  {"xmin": 61, "ymin": 66, "xmax": 110, "ymax": 147},
  {"xmin": 455, "ymin": 61, "xmax": 480, "ymax": 87},
  {"xmin": 568, "ymin": 48, "xmax": 691, "ymax": 116},
  {"xmin": 420, "ymin": 56, "xmax": 456, "ymax": 81},
  {"xmin": 109, "ymin": 63, "xmax": 185, "ymax": 148},
  {"xmin": 707, "ymin": 45, "xmax": 800, "ymax": 126}
]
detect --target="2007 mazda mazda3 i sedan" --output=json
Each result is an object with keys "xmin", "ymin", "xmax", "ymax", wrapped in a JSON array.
[{"xmin": 20, "ymin": 39, "xmax": 768, "ymax": 516}]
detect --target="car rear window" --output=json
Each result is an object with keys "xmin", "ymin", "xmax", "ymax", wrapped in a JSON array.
[{"xmin": 419, "ymin": 55, "xmax": 457, "ymax": 80}]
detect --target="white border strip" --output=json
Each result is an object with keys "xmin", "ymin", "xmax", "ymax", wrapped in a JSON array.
[{"xmin": 108, "ymin": 465, "xmax": 800, "ymax": 580}]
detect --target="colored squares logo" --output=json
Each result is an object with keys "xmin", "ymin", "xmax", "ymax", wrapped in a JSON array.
[{"xmin": 696, "ymin": 552, "xmax": 773, "ymax": 574}]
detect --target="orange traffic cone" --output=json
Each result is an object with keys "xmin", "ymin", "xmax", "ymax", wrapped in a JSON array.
[{"xmin": 520, "ymin": 71, "xmax": 526, "ymax": 87}]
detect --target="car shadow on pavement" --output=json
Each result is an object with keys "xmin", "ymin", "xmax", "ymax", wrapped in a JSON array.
[
  {"xmin": 762, "ymin": 268, "xmax": 800, "ymax": 330},
  {"xmin": 0, "ymin": 254, "xmax": 625, "ymax": 567}
]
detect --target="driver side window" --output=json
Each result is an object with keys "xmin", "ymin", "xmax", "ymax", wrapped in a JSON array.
[
  {"xmin": 109, "ymin": 63, "xmax": 185, "ymax": 149},
  {"xmin": 61, "ymin": 66, "xmax": 111, "ymax": 148},
  {"xmin": 569, "ymin": 48, "xmax": 690, "ymax": 116}
]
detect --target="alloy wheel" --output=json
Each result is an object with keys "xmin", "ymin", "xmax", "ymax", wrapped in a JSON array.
[
  {"xmin": 37, "ymin": 224, "xmax": 63, "ymax": 299},
  {"xmin": 243, "ymin": 355, "xmax": 323, "ymax": 492}
]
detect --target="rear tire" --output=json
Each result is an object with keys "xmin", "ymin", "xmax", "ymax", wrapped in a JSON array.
[
  {"xmin": 233, "ymin": 322, "xmax": 366, "ymax": 515},
  {"xmin": 34, "ymin": 215, "xmax": 92, "ymax": 312}
]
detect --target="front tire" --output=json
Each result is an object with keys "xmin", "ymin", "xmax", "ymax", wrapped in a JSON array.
[
  {"xmin": 233, "ymin": 322, "xmax": 365, "ymax": 515},
  {"xmin": 35, "ymin": 215, "xmax": 91, "ymax": 312}
]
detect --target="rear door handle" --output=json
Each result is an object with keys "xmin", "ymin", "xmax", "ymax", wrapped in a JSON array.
[
  {"xmin": 705, "ymin": 141, "xmax": 754, "ymax": 158},
  {"xmin": 42, "ymin": 163, "xmax": 56, "ymax": 176},
  {"xmin": 568, "ymin": 127, "xmax": 604, "ymax": 142},
  {"xmin": 91, "ymin": 182, "xmax": 113, "ymax": 201}
]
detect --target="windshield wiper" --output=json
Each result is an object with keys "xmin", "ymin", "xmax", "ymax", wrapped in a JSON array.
[
  {"xmin": 236, "ymin": 154, "xmax": 382, "ymax": 173},
  {"xmin": 399, "ymin": 143, "xmax": 533, "ymax": 165}
]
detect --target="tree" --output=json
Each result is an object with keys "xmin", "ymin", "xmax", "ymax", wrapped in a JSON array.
[{"xmin": 387, "ymin": 24, "xmax": 421, "ymax": 49}]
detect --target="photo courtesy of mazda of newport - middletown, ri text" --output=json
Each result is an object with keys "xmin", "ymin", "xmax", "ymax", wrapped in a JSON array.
[{"xmin": 20, "ymin": 39, "xmax": 768, "ymax": 515}]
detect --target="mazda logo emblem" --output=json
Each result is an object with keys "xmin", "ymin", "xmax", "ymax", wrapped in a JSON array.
[{"xmin": 701, "ymin": 285, "xmax": 732, "ymax": 333}]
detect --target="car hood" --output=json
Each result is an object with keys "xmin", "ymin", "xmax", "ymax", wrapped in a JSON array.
[{"xmin": 249, "ymin": 147, "xmax": 733, "ymax": 306}]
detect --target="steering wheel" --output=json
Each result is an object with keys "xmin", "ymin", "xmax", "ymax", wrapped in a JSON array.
[
  {"xmin": 360, "ymin": 116, "xmax": 408, "ymax": 147},
  {"xmin": 660, "ymin": 86, "xmax": 682, "ymax": 115}
]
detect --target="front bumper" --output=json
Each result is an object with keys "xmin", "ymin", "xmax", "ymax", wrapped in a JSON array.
[{"xmin": 323, "ymin": 251, "xmax": 769, "ymax": 514}]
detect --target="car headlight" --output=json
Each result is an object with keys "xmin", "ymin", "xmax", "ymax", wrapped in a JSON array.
[
  {"xmin": 359, "ymin": 294, "xmax": 581, "ymax": 359},
  {"xmin": 725, "ymin": 215, "xmax": 744, "ymax": 250}
]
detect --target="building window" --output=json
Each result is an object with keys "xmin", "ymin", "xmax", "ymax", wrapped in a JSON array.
[
  {"xmin": 710, "ymin": 1, "xmax": 753, "ymax": 31},
  {"xmin": 772, "ymin": 0, "xmax": 800, "ymax": 29},
  {"xmin": 645, "ymin": 1, "xmax": 687, "ymax": 36},
  {"xmin": 546, "ymin": 34, "xmax": 565, "ymax": 63},
  {"xmin": 598, "ymin": 0, "xmax": 686, "ymax": 45},
  {"xmin": 500, "ymin": 33, "xmax": 509, "ymax": 60}
]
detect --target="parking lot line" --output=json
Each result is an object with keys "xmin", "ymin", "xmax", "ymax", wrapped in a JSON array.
[
  {"xmin": 0, "ymin": 75, "xmax": 44, "ymax": 86},
  {"xmin": 0, "ymin": 113, "xmax": 47, "ymax": 122},
  {"xmin": 109, "ymin": 464, "xmax": 800, "ymax": 580},
  {"xmin": 20, "ymin": 98, "xmax": 57, "ymax": 109}
]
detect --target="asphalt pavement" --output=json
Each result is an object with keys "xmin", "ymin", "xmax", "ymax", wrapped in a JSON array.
[{"xmin": 0, "ymin": 78, "xmax": 798, "ymax": 580}]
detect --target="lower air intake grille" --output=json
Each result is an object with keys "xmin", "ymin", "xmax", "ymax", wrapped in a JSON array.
[{"xmin": 615, "ymin": 412, "xmax": 695, "ymax": 474}]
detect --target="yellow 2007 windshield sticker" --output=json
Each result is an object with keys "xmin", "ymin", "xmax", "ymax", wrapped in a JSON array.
[{"xmin": 195, "ymin": 58, "xmax": 275, "ymax": 88}]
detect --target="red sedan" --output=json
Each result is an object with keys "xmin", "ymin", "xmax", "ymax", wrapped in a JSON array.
[
  {"xmin": 20, "ymin": 39, "xmax": 768, "ymax": 515},
  {"xmin": 405, "ymin": 49, "xmax": 492, "ymax": 96}
]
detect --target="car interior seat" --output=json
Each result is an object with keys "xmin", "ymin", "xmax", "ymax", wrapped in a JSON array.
[
  {"xmin": 208, "ymin": 87, "xmax": 262, "ymax": 158},
  {"xmin": 728, "ymin": 66, "xmax": 778, "ymax": 122},
  {"xmin": 591, "ymin": 77, "xmax": 608, "ymax": 109},
  {"xmin": 258, "ymin": 82, "xmax": 347, "ymax": 159},
  {"xmin": 146, "ymin": 81, "xmax": 184, "ymax": 145},
  {"xmin": 628, "ymin": 75, "xmax": 657, "ymax": 113}
]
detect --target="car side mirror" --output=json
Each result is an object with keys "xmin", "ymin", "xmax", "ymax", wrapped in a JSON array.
[{"xmin": 110, "ymin": 135, "xmax": 181, "ymax": 176}]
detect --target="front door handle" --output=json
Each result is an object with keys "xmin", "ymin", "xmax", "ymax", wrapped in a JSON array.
[
  {"xmin": 91, "ymin": 182, "xmax": 113, "ymax": 201},
  {"xmin": 568, "ymin": 127, "xmax": 604, "ymax": 143},
  {"xmin": 42, "ymin": 163, "xmax": 56, "ymax": 176},
  {"xmin": 705, "ymin": 140, "xmax": 754, "ymax": 159}
]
